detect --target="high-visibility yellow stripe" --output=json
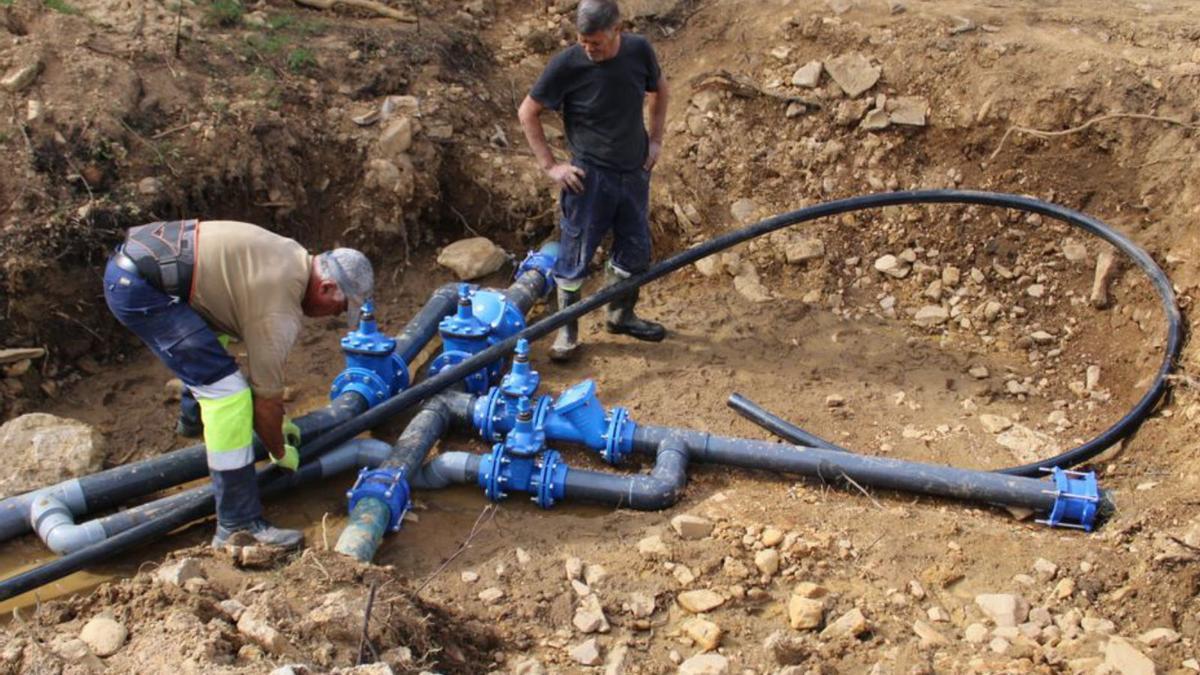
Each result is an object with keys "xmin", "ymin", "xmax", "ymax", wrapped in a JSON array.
[{"xmin": 198, "ymin": 387, "xmax": 254, "ymax": 473}]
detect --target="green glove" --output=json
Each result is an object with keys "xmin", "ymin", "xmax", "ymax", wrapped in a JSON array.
[
  {"xmin": 270, "ymin": 444, "xmax": 300, "ymax": 472},
  {"xmin": 282, "ymin": 418, "xmax": 301, "ymax": 448}
]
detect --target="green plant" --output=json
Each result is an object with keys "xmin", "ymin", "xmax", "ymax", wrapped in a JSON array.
[
  {"xmin": 266, "ymin": 13, "xmax": 295, "ymax": 31},
  {"xmin": 286, "ymin": 47, "xmax": 316, "ymax": 73},
  {"xmin": 204, "ymin": 0, "xmax": 244, "ymax": 27},
  {"xmin": 0, "ymin": 0, "xmax": 15, "ymax": 8},
  {"xmin": 43, "ymin": 0, "xmax": 81, "ymax": 15},
  {"xmin": 246, "ymin": 32, "xmax": 288, "ymax": 55}
]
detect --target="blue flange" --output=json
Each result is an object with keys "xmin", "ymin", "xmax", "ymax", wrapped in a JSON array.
[
  {"xmin": 602, "ymin": 407, "xmax": 635, "ymax": 465},
  {"xmin": 516, "ymin": 242, "xmax": 560, "ymax": 296},
  {"xmin": 430, "ymin": 285, "xmax": 528, "ymax": 395},
  {"xmin": 1039, "ymin": 468, "xmax": 1101, "ymax": 531},
  {"xmin": 346, "ymin": 467, "xmax": 411, "ymax": 533},
  {"xmin": 528, "ymin": 450, "xmax": 568, "ymax": 509},
  {"xmin": 330, "ymin": 300, "xmax": 410, "ymax": 408}
]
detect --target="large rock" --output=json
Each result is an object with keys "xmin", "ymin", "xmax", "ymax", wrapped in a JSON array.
[
  {"xmin": 914, "ymin": 305, "xmax": 949, "ymax": 327},
  {"xmin": 787, "ymin": 595, "xmax": 824, "ymax": 630},
  {"xmin": 678, "ymin": 653, "xmax": 729, "ymax": 675},
  {"xmin": 377, "ymin": 116, "xmax": 414, "ymax": 157},
  {"xmin": 887, "ymin": 96, "xmax": 928, "ymax": 126},
  {"xmin": 824, "ymin": 53, "xmax": 881, "ymax": 98},
  {"xmin": 0, "ymin": 61, "xmax": 41, "ymax": 92},
  {"xmin": 671, "ymin": 514, "xmax": 714, "ymax": 540},
  {"xmin": 677, "ymin": 589, "xmax": 725, "ymax": 614},
  {"xmin": 1104, "ymin": 636, "xmax": 1156, "ymax": 675},
  {"xmin": 995, "ymin": 425, "xmax": 1060, "ymax": 465},
  {"xmin": 436, "ymin": 237, "xmax": 508, "ymax": 280},
  {"xmin": 570, "ymin": 638, "xmax": 602, "ymax": 666},
  {"xmin": 0, "ymin": 414, "xmax": 104, "ymax": 497},
  {"xmin": 79, "ymin": 615, "xmax": 127, "ymax": 657},
  {"xmin": 975, "ymin": 594, "xmax": 1028, "ymax": 628},
  {"xmin": 573, "ymin": 594, "xmax": 610, "ymax": 633},
  {"xmin": 682, "ymin": 617, "xmax": 723, "ymax": 651}
]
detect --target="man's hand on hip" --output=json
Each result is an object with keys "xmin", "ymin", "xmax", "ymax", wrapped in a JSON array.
[
  {"xmin": 644, "ymin": 141, "xmax": 662, "ymax": 172},
  {"xmin": 546, "ymin": 163, "xmax": 586, "ymax": 193}
]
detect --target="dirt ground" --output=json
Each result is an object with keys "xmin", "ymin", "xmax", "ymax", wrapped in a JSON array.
[{"xmin": 2, "ymin": 0, "xmax": 1200, "ymax": 673}]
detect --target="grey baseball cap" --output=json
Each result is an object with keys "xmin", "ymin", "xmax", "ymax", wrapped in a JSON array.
[{"xmin": 320, "ymin": 248, "xmax": 374, "ymax": 328}]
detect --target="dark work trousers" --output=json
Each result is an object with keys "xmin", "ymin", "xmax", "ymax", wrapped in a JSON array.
[
  {"xmin": 102, "ymin": 255, "xmax": 263, "ymax": 529},
  {"xmin": 552, "ymin": 160, "xmax": 652, "ymax": 289}
]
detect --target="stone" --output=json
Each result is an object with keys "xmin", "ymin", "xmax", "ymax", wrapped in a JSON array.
[
  {"xmin": 516, "ymin": 548, "xmax": 532, "ymax": 566},
  {"xmin": 219, "ymin": 599, "xmax": 247, "ymax": 622},
  {"xmin": 436, "ymin": 237, "xmax": 508, "ymax": 280},
  {"xmin": 671, "ymin": 514, "xmax": 715, "ymax": 540},
  {"xmin": 730, "ymin": 198, "xmax": 758, "ymax": 224},
  {"xmin": 682, "ymin": 617, "xmax": 723, "ymax": 651},
  {"xmin": 1083, "ymin": 617, "xmax": 1117, "ymax": 634},
  {"xmin": 574, "ymin": 594, "xmax": 610, "ymax": 633},
  {"xmin": 888, "ymin": 96, "xmax": 928, "ymax": 126},
  {"xmin": 983, "ymin": 301, "xmax": 1003, "ymax": 322},
  {"xmin": 761, "ymin": 527, "xmax": 784, "ymax": 547},
  {"xmin": 995, "ymin": 425, "xmax": 1060, "ymax": 464},
  {"xmin": 584, "ymin": 564, "xmax": 607, "ymax": 586},
  {"xmin": 461, "ymin": 570, "xmax": 479, "ymax": 583},
  {"xmin": 1054, "ymin": 577, "xmax": 1076, "ymax": 599},
  {"xmin": 785, "ymin": 238, "xmax": 825, "ymax": 264},
  {"xmin": 764, "ymin": 630, "xmax": 808, "ymax": 665},
  {"xmin": 566, "ymin": 556, "xmax": 584, "ymax": 581},
  {"xmin": 673, "ymin": 565, "xmax": 696, "ymax": 585},
  {"xmin": 1062, "ymin": 238, "xmax": 1088, "ymax": 262},
  {"xmin": 861, "ymin": 108, "xmax": 890, "ymax": 130},
  {"xmin": 915, "ymin": 305, "xmax": 949, "ymax": 327},
  {"xmin": 1136, "ymin": 627, "xmax": 1180, "ymax": 647},
  {"xmin": 734, "ymin": 270, "xmax": 773, "ymax": 303},
  {"xmin": 874, "ymin": 254, "xmax": 911, "ymax": 279},
  {"xmin": 979, "ymin": 414, "xmax": 1012, "ymax": 433},
  {"xmin": 755, "ymin": 548, "xmax": 781, "ymax": 576},
  {"xmin": 571, "ymin": 580, "xmax": 591, "ymax": 597},
  {"xmin": 138, "ymin": 177, "xmax": 164, "ymax": 195},
  {"xmin": 969, "ymin": 365, "xmax": 989, "ymax": 379},
  {"xmin": 677, "ymin": 653, "xmax": 729, "ymax": 675},
  {"xmin": 1104, "ymin": 636, "xmax": 1155, "ymax": 675},
  {"xmin": 793, "ymin": 582, "xmax": 827, "ymax": 598},
  {"xmin": 677, "ymin": 589, "xmax": 725, "ymax": 614},
  {"xmin": 237, "ymin": 610, "xmax": 289, "ymax": 655},
  {"xmin": 378, "ymin": 116, "xmax": 414, "ymax": 157},
  {"xmin": 638, "ymin": 534, "xmax": 670, "ymax": 559},
  {"xmin": 79, "ymin": 615, "xmax": 127, "ymax": 657},
  {"xmin": 1033, "ymin": 558, "xmax": 1058, "ymax": 580},
  {"xmin": 1030, "ymin": 330, "xmax": 1055, "ymax": 345},
  {"xmin": 625, "ymin": 592, "xmax": 655, "ymax": 618},
  {"xmin": 927, "ymin": 606, "xmax": 949, "ymax": 623},
  {"xmin": 1087, "ymin": 365, "xmax": 1102, "ymax": 391},
  {"xmin": 912, "ymin": 620, "xmax": 948, "ymax": 648},
  {"xmin": 694, "ymin": 256, "xmax": 722, "ymax": 277},
  {"xmin": 238, "ymin": 545, "xmax": 282, "ymax": 568},
  {"xmin": 964, "ymin": 622, "xmax": 989, "ymax": 643},
  {"xmin": 974, "ymin": 594, "xmax": 1028, "ymax": 628},
  {"xmin": 0, "ymin": 413, "xmax": 105, "ymax": 496},
  {"xmin": 824, "ymin": 53, "xmax": 881, "ymax": 98},
  {"xmin": 788, "ymin": 595, "xmax": 824, "ymax": 630},
  {"xmin": 785, "ymin": 101, "xmax": 807, "ymax": 118},
  {"xmin": 0, "ymin": 61, "xmax": 41, "ymax": 92},
  {"xmin": 512, "ymin": 659, "xmax": 545, "ymax": 675},
  {"xmin": 1090, "ymin": 250, "xmax": 1118, "ymax": 308},
  {"xmin": 156, "ymin": 558, "xmax": 204, "ymax": 587},
  {"xmin": 570, "ymin": 638, "xmax": 602, "ymax": 666},
  {"xmin": 825, "ymin": 393, "xmax": 846, "ymax": 407},
  {"xmin": 819, "ymin": 608, "xmax": 869, "ymax": 640},
  {"xmin": 363, "ymin": 158, "xmax": 413, "ymax": 199},
  {"xmin": 479, "ymin": 587, "xmax": 505, "ymax": 605},
  {"xmin": 0, "ymin": 347, "xmax": 45, "ymax": 365},
  {"xmin": 792, "ymin": 61, "xmax": 823, "ymax": 88},
  {"xmin": 604, "ymin": 642, "xmax": 629, "ymax": 675}
]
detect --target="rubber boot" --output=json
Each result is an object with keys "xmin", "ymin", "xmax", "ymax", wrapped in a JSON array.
[
  {"xmin": 176, "ymin": 390, "xmax": 203, "ymax": 438},
  {"xmin": 550, "ymin": 287, "xmax": 581, "ymax": 363},
  {"xmin": 603, "ymin": 267, "xmax": 666, "ymax": 342}
]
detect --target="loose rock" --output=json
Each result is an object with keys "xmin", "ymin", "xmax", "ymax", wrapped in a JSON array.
[
  {"xmin": 791, "ymin": 61, "xmax": 822, "ymax": 88},
  {"xmin": 677, "ymin": 589, "xmax": 725, "ymax": 614},
  {"xmin": 671, "ymin": 514, "xmax": 715, "ymax": 540},
  {"xmin": 730, "ymin": 198, "xmax": 758, "ymax": 225},
  {"xmin": 915, "ymin": 305, "xmax": 949, "ymax": 327},
  {"xmin": 677, "ymin": 653, "xmax": 729, "ymax": 675},
  {"xmin": 638, "ymin": 534, "xmax": 670, "ymax": 559},
  {"xmin": 0, "ymin": 413, "xmax": 105, "ymax": 496},
  {"xmin": 788, "ymin": 595, "xmax": 824, "ymax": 630},
  {"xmin": 1104, "ymin": 636, "xmax": 1155, "ymax": 675},
  {"xmin": 874, "ymin": 254, "xmax": 911, "ymax": 278},
  {"xmin": 912, "ymin": 619, "xmax": 948, "ymax": 648},
  {"xmin": 79, "ymin": 615, "xmax": 127, "ymax": 657},
  {"xmin": 1090, "ymin": 250, "xmax": 1118, "ymax": 308},
  {"xmin": 237, "ymin": 610, "xmax": 290, "ymax": 655},
  {"xmin": 755, "ymin": 548, "xmax": 781, "ymax": 576},
  {"xmin": 479, "ymin": 587, "xmax": 505, "ymax": 605},
  {"xmin": 570, "ymin": 638, "xmax": 602, "ymax": 666},
  {"xmin": 156, "ymin": 558, "xmax": 205, "ymax": 587},
  {"xmin": 785, "ymin": 237, "xmax": 825, "ymax": 264},
  {"xmin": 979, "ymin": 414, "xmax": 1012, "ymax": 433},
  {"xmin": 682, "ymin": 617, "xmax": 723, "ymax": 651},
  {"xmin": 1137, "ymin": 627, "xmax": 1180, "ymax": 647},
  {"xmin": 436, "ymin": 237, "xmax": 508, "ymax": 280},
  {"xmin": 824, "ymin": 53, "xmax": 881, "ymax": 98},
  {"xmin": 574, "ymin": 594, "xmax": 610, "ymax": 633},
  {"xmin": 975, "ymin": 594, "xmax": 1028, "ymax": 628},
  {"xmin": 819, "ymin": 608, "xmax": 869, "ymax": 640},
  {"xmin": 0, "ymin": 61, "xmax": 41, "ymax": 92}
]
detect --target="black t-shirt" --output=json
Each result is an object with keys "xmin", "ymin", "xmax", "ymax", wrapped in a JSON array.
[{"xmin": 530, "ymin": 33, "xmax": 662, "ymax": 172}]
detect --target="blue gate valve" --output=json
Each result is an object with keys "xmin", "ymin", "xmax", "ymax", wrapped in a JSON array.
[
  {"xmin": 429, "ymin": 284, "xmax": 493, "ymax": 393},
  {"xmin": 346, "ymin": 467, "xmax": 412, "ymax": 533},
  {"xmin": 330, "ymin": 300, "xmax": 410, "ymax": 408},
  {"xmin": 504, "ymin": 396, "xmax": 546, "ymax": 458},
  {"xmin": 478, "ymin": 443, "xmax": 567, "ymax": 509}
]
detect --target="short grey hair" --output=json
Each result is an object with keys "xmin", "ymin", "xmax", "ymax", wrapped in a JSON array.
[
  {"xmin": 577, "ymin": 0, "xmax": 620, "ymax": 34},
  {"xmin": 318, "ymin": 248, "xmax": 374, "ymax": 327}
]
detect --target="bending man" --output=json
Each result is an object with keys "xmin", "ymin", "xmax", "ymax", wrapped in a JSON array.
[
  {"xmin": 518, "ymin": 0, "xmax": 670, "ymax": 362},
  {"xmin": 103, "ymin": 219, "xmax": 373, "ymax": 548}
]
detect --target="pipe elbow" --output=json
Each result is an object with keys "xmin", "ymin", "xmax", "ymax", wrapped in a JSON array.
[{"xmin": 31, "ymin": 496, "xmax": 106, "ymax": 555}]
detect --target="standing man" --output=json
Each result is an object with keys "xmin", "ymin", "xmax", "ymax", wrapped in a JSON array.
[
  {"xmin": 103, "ymin": 219, "xmax": 374, "ymax": 548},
  {"xmin": 518, "ymin": 0, "xmax": 670, "ymax": 362}
]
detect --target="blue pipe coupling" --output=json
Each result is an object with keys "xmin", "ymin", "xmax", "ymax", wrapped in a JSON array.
[
  {"xmin": 516, "ymin": 242, "xmax": 560, "ymax": 296},
  {"xmin": 477, "ymin": 444, "xmax": 568, "ymax": 509},
  {"xmin": 331, "ymin": 300, "xmax": 411, "ymax": 408},
  {"xmin": 429, "ymin": 284, "xmax": 527, "ymax": 394},
  {"xmin": 345, "ymin": 467, "xmax": 411, "ymax": 533},
  {"xmin": 1039, "ymin": 468, "xmax": 1101, "ymax": 531}
]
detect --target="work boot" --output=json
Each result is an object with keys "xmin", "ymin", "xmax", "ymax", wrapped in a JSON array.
[
  {"xmin": 603, "ymin": 267, "xmax": 666, "ymax": 342},
  {"xmin": 175, "ymin": 416, "xmax": 203, "ymax": 438},
  {"xmin": 211, "ymin": 518, "xmax": 304, "ymax": 550},
  {"xmin": 176, "ymin": 391, "xmax": 203, "ymax": 438},
  {"xmin": 550, "ymin": 287, "xmax": 581, "ymax": 363}
]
